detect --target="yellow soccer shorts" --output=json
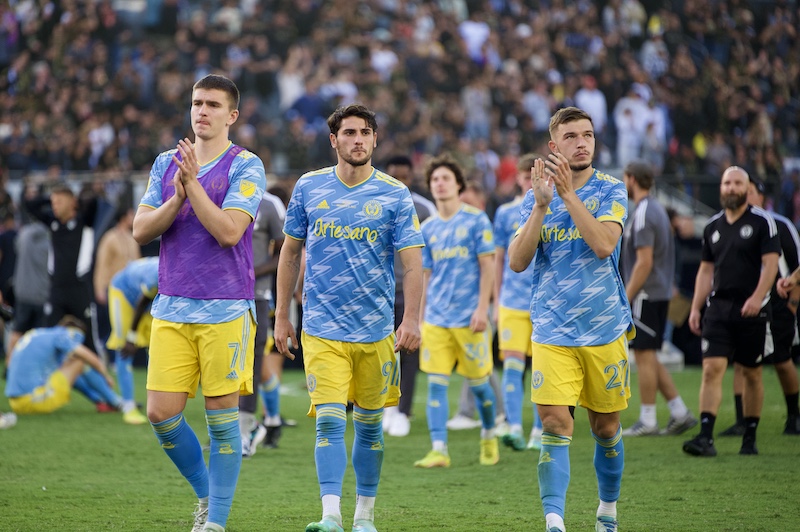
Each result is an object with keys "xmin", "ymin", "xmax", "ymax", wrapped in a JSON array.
[
  {"xmin": 146, "ymin": 313, "xmax": 255, "ymax": 399},
  {"xmin": 530, "ymin": 334, "xmax": 630, "ymax": 413},
  {"xmin": 420, "ymin": 322, "xmax": 494, "ymax": 379},
  {"xmin": 498, "ymin": 306, "xmax": 533, "ymax": 357},
  {"xmin": 8, "ymin": 370, "xmax": 71, "ymax": 414},
  {"xmin": 301, "ymin": 332, "xmax": 398, "ymax": 417},
  {"xmin": 106, "ymin": 287, "xmax": 153, "ymax": 350}
]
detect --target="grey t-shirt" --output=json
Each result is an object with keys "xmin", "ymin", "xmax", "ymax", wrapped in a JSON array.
[
  {"xmin": 252, "ymin": 192, "xmax": 286, "ymax": 301},
  {"xmin": 13, "ymin": 221, "xmax": 51, "ymax": 304},
  {"xmin": 621, "ymin": 196, "xmax": 675, "ymax": 301}
]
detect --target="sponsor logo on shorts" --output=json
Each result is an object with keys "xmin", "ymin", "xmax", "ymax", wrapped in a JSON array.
[
  {"xmin": 532, "ymin": 370, "xmax": 544, "ymax": 389},
  {"xmin": 701, "ymin": 339, "xmax": 709, "ymax": 353},
  {"xmin": 307, "ymin": 374, "xmax": 317, "ymax": 392}
]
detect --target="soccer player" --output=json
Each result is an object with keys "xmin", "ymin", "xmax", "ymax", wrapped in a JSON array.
[
  {"xmin": 744, "ymin": 180, "xmax": 800, "ymax": 436},
  {"xmin": 494, "ymin": 153, "xmax": 544, "ymax": 451},
  {"xmin": 382, "ymin": 155, "xmax": 436, "ymax": 437},
  {"xmin": 5, "ymin": 316, "xmax": 121, "ymax": 416},
  {"xmin": 508, "ymin": 107, "xmax": 633, "ymax": 532},
  {"xmin": 275, "ymin": 104, "xmax": 423, "ymax": 532},
  {"xmin": 241, "ymin": 189, "xmax": 285, "ymax": 456},
  {"xmin": 106, "ymin": 256, "xmax": 159, "ymax": 425},
  {"xmin": 132, "ymin": 74, "xmax": 267, "ymax": 532},
  {"xmin": 682, "ymin": 167, "xmax": 779, "ymax": 457},
  {"xmin": 620, "ymin": 161, "xmax": 697, "ymax": 436},
  {"xmin": 414, "ymin": 154, "xmax": 499, "ymax": 469}
]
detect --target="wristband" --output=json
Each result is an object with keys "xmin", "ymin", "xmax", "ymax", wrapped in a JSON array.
[{"xmin": 126, "ymin": 331, "xmax": 138, "ymax": 343}]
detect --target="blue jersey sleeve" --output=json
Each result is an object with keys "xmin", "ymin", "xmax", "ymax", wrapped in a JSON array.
[
  {"xmin": 596, "ymin": 177, "xmax": 628, "ymax": 227},
  {"xmin": 283, "ymin": 178, "xmax": 309, "ymax": 241},
  {"xmin": 421, "ymin": 221, "xmax": 434, "ymax": 270},
  {"xmin": 518, "ymin": 190, "xmax": 535, "ymax": 230},
  {"xmin": 393, "ymin": 188, "xmax": 425, "ymax": 251},
  {"xmin": 475, "ymin": 212, "xmax": 495, "ymax": 255},
  {"xmin": 139, "ymin": 151, "xmax": 175, "ymax": 209},
  {"xmin": 221, "ymin": 150, "xmax": 267, "ymax": 220},
  {"xmin": 493, "ymin": 208, "xmax": 511, "ymax": 250}
]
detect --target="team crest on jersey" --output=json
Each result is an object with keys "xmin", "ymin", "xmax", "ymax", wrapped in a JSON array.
[
  {"xmin": 584, "ymin": 197, "xmax": 599, "ymax": 213},
  {"xmin": 740, "ymin": 225, "xmax": 753, "ymax": 239},
  {"xmin": 456, "ymin": 227, "xmax": 468, "ymax": 239},
  {"xmin": 611, "ymin": 201, "xmax": 625, "ymax": 219},
  {"xmin": 711, "ymin": 230, "xmax": 720, "ymax": 244},
  {"xmin": 363, "ymin": 199, "xmax": 382, "ymax": 218},
  {"xmin": 412, "ymin": 214, "xmax": 420, "ymax": 231},
  {"xmin": 239, "ymin": 180, "xmax": 257, "ymax": 197},
  {"xmin": 482, "ymin": 229, "xmax": 492, "ymax": 243}
]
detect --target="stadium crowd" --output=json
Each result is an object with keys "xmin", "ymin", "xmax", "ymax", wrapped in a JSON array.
[{"xmin": 0, "ymin": 0, "xmax": 798, "ymax": 217}]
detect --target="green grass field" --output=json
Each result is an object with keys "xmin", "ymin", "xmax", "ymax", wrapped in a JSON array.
[{"xmin": 1, "ymin": 366, "xmax": 799, "ymax": 531}]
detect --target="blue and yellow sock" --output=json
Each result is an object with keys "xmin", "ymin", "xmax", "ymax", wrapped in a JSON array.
[
  {"xmin": 114, "ymin": 350, "xmax": 135, "ymax": 403},
  {"xmin": 206, "ymin": 407, "xmax": 241, "ymax": 527},
  {"xmin": 502, "ymin": 358, "xmax": 525, "ymax": 428},
  {"xmin": 352, "ymin": 406, "xmax": 383, "ymax": 497},
  {"xmin": 426, "ymin": 375, "xmax": 450, "ymax": 444},
  {"xmin": 315, "ymin": 403, "xmax": 348, "ymax": 497},
  {"xmin": 151, "ymin": 414, "xmax": 209, "ymax": 499},
  {"xmin": 259, "ymin": 375, "xmax": 280, "ymax": 419},
  {"xmin": 593, "ymin": 425, "xmax": 624, "ymax": 505},
  {"xmin": 538, "ymin": 432, "xmax": 572, "ymax": 518},
  {"xmin": 469, "ymin": 375, "xmax": 496, "ymax": 430}
]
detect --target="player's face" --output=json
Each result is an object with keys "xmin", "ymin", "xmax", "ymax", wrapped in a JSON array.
[
  {"xmin": 516, "ymin": 169, "xmax": 532, "ymax": 191},
  {"xmin": 429, "ymin": 166, "xmax": 460, "ymax": 202},
  {"xmin": 549, "ymin": 119, "xmax": 595, "ymax": 172},
  {"xmin": 331, "ymin": 116, "xmax": 376, "ymax": 167},
  {"xmin": 190, "ymin": 88, "xmax": 238, "ymax": 141},
  {"xmin": 746, "ymin": 183, "xmax": 764, "ymax": 208},
  {"xmin": 387, "ymin": 164, "xmax": 412, "ymax": 186},
  {"xmin": 719, "ymin": 169, "xmax": 748, "ymax": 210},
  {"xmin": 50, "ymin": 192, "xmax": 76, "ymax": 221}
]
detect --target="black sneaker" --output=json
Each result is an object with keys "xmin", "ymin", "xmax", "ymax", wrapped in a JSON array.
[
  {"xmin": 739, "ymin": 438, "xmax": 758, "ymax": 455},
  {"xmin": 682, "ymin": 434, "xmax": 717, "ymax": 457},
  {"xmin": 718, "ymin": 422, "xmax": 745, "ymax": 437},
  {"xmin": 263, "ymin": 424, "xmax": 282, "ymax": 448},
  {"xmin": 784, "ymin": 415, "xmax": 800, "ymax": 435}
]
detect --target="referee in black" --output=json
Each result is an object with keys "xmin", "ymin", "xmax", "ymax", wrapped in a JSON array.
[{"xmin": 683, "ymin": 166, "xmax": 780, "ymax": 457}]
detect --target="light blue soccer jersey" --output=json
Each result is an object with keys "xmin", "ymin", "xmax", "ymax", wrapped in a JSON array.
[
  {"xmin": 5, "ymin": 327, "xmax": 84, "ymax": 397},
  {"xmin": 422, "ymin": 204, "xmax": 495, "ymax": 328},
  {"xmin": 519, "ymin": 169, "xmax": 632, "ymax": 346},
  {"xmin": 283, "ymin": 167, "xmax": 424, "ymax": 342},
  {"xmin": 139, "ymin": 143, "xmax": 266, "ymax": 323},
  {"xmin": 110, "ymin": 257, "xmax": 159, "ymax": 306},
  {"xmin": 494, "ymin": 197, "xmax": 533, "ymax": 311}
]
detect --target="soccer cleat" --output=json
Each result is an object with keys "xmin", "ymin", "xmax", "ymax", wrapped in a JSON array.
[
  {"xmin": 501, "ymin": 432, "xmax": 527, "ymax": 451},
  {"xmin": 548, "ymin": 528, "xmax": 565, "ymax": 532},
  {"xmin": 718, "ymin": 422, "xmax": 745, "ymax": 437},
  {"xmin": 281, "ymin": 416, "xmax": 298, "ymax": 427},
  {"xmin": 123, "ymin": 408, "xmax": 148, "ymax": 425},
  {"xmin": 783, "ymin": 415, "xmax": 800, "ymax": 435},
  {"xmin": 352, "ymin": 519, "xmax": 378, "ymax": 532},
  {"xmin": 528, "ymin": 427, "xmax": 543, "ymax": 451},
  {"xmin": 202, "ymin": 523, "xmax": 224, "ymax": 532},
  {"xmin": 263, "ymin": 424, "xmax": 282, "ymax": 448},
  {"xmin": 739, "ymin": 437, "xmax": 758, "ymax": 455},
  {"xmin": 682, "ymin": 434, "xmax": 717, "ymax": 457},
  {"xmin": 446, "ymin": 414, "xmax": 481, "ymax": 430},
  {"xmin": 250, "ymin": 424, "xmax": 267, "ymax": 454},
  {"xmin": 191, "ymin": 503, "xmax": 208, "ymax": 532},
  {"xmin": 661, "ymin": 413, "xmax": 698, "ymax": 435},
  {"xmin": 96, "ymin": 402, "xmax": 118, "ymax": 413},
  {"xmin": 241, "ymin": 438, "xmax": 252, "ymax": 459},
  {"xmin": 595, "ymin": 515, "xmax": 618, "ymax": 532},
  {"xmin": 414, "ymin": 449, "xmax": 451, "ymax": 468},
  {"xmin": 479, "ymin": 437, "xmax": 499, "ymax": 465},
  {"xmin": 0, "ymin": 412, "xmax": 17, "ymax": 429},
  {"xmin": 387, "ymin": 412, "xmax": 411, "ymax": 437},
  {"xmin": 621, "ymin": 420, "xmax": 659, "ymax": 437},
  {"xmin": 305, "ymin": 515, "xmax": 344, "ymax": 532}
]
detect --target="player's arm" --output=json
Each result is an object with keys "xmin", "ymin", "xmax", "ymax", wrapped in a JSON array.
[
  {"xmin": 122, "ymin": 295, "xmax": 154, "ymax": 357},
  {"xmin": 419, "ymin": 269, "xmax": 431, "ymax": 325},
  {"xmin": 510, "ymin": 160, "xmax": 550, "ymax": 271},
  {"xmin": 274, "ymin": 236, "xmax": 303, "ymax": 359},
  {"xmin": 69, "ymin": 344, "xmax": 114, "ymax": 388},
  {"xmin": 396, "ymin": 246, "xmax": 423, "ymax": 352},
  {"xmin": 92, "ymin": 237, "xmax": 117, "ymax": 305},
  {"xmin": 471, "ymin": 253, "xmax": 495, "ymax": 333},
  {"xmin": 625, "ymin": 245, "xmax": 653, "ymax": 303},
  {"xmin": 688, "ymin": 260, "xmax": 714, "ymax": 335},
  {"xmin": 741, "ymin": 252, "xmax": 779, "ymax": 318},
  {"xmin": 493, "ymin": 247, "xmax": 505, "ymax": 320}
]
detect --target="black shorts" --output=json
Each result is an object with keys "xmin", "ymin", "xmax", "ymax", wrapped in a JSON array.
[
  {"xmin": 701, "ymin": 317, "xmax": 769, "ymax": 368},
  {"xmin": 630, "ymin": 299, "xmax": 669, "ymax": 350},
  {"xmin": 767, "ymin": 309, "xmax": 797, "ymax": 364},
  {"xmin": 12, "ymin": 301, "xmax": 46, "ymax": 333}
]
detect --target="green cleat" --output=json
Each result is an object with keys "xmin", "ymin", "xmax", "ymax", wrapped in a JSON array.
[
  {"xmin": 352, "ymin": 519, "xmax": 378, "ymax": 532},
  {"xmin": 501, "ymin": 432, "xmax": 527, "ymax": 451},
  {"xmin": 306, "ymin": 516, "xmax": 345, "ymax": 532}
]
